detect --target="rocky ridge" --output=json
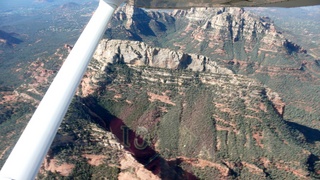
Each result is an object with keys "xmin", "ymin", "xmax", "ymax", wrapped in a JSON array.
[
  {"xmin": 94, "ymin": 39, "xmax": 232, "ymax": 73},
  {"xmin": 107, "ymin": 5, "xmax": 307, "ymax": 63},
  {"xmin": 89, "ymin": 39, "xmax": 285, "ymax": 117},
  {"xmin": 170, "ymin": 7, "xmax": 307, "ymax": 61}
]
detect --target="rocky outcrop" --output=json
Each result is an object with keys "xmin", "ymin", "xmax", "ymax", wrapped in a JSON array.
[
  {"xmin": 117, "ymin": 5, "xmax": 147, "ymax": 29},
  {"xmin": 266, "ymin": 88, "xmax": 285, "ymax": 117},
  {"xmin": 89, "ymin": 39, "xmax": 286, "ymax": 121},
  {"xmin": 109, "ymin": 5, "xmax": 308, "ymax": 65},
  {"xmin": 170, "ymin": 7, "xmax": 295, "ymax": 58},
  {"xmin": 93, "ymin": 39, "xmax": 233, "ymax": 74},
  {"xmin": 91, "ymin": 39, "xmax": 286, "ymax": 121},
  {"xmin": 283, "ymin": 39, "xmax": 307, "ymax": 54},
  {"xmin": 115, "ymin": 4, "xmax": 174, "ymax": 26},
  {"xmin": 112, "ymin": 4, "xmax": 174, "ymax": 39}
]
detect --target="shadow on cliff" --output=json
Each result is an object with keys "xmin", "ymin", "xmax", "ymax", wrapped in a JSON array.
[
  {"xmin": 81, "ymin": 96, "xmax": 198, "ymax": 180},
  {"xmin": 285, "ymin": 120, "xmax": 320, "ymax": 143}
]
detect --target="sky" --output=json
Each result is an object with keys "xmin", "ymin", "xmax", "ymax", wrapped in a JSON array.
[
  {"xmin": 0, "ymin": 0, "xmax": 36, "ymax": 9},
  {"xmin": 0, "ymin": 0, "xmax": 95, "ymax": 10}
]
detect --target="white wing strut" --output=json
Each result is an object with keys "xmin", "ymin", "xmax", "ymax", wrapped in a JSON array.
[{"xmin": 0, "ymin": 0, "xmax": 123, "ymax": 179}]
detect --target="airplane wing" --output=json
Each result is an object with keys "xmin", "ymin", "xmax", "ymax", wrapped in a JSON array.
[{"xmin": 128, "ymin": 0, "xmax": 320, "ymax": 8}]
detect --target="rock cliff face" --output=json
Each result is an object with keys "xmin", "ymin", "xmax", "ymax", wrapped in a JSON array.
[
  {"xmin": 169, "ymin": 7, "xmax": 308, "ymax": 64},
  {"xmin": 91, "ymin": 39, "xmax": 286, "ymax": 117},
  {"xmin": 107, "ymin": 5, "xmax": 307, "ymax": 62},
  {"xmin": 106, "ymin": 4, "xmax": 175, "ymax": 44},
  {"xmin": 93, "ymin": 39, "xmax": 232, "ymax": 74}
]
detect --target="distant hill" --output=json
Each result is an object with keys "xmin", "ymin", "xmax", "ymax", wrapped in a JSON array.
[
  {"xmin": 0, "ymin": 30, "xmax": 23, "ymax": 47},
  {"xmin": 60, "ymin": 2, "xmax": 81, "ymax": 10},
  {"xmin": 35, "ymin": 0, "xmax": 55, "ymax": 2}
]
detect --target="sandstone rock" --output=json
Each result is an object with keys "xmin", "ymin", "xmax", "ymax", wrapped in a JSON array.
[
  {"xmin": 266, "ymin": 88, "xmax": 285, "ymax": 117},
  {"xmin": 94, "ymin": 39, "xmax": 233, "ymax": 74}
]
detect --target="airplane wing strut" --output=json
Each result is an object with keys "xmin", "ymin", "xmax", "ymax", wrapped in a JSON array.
[{"xmin": 0, "ymin": 0, "xmax": 124, "ymax": 179}]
